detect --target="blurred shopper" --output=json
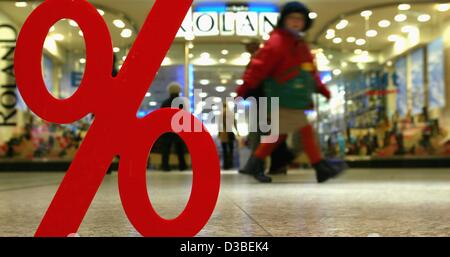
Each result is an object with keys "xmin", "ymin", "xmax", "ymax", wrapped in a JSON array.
[
  {"xmin": 240, "ymin": 39, "xmax": 264, "ymax": 155},
  {"xmin": 112, "ymin": 54, "xmax": 119, "ymax": 77},
  {"xmin": 236, "ymin": 2, "xmax": 345, "ymax": 183},
  {"xmin": 219, "ymin": 103, "xmax": 237, "ymax": 170},
  {"xmin": 160, "ymin": 82, "xmax": 188, "ymax": 171}
]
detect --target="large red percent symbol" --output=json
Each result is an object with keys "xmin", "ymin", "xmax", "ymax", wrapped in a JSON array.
[{"xmin": 14, "ymin": 0, "xmax": 221, "ymax": 237}]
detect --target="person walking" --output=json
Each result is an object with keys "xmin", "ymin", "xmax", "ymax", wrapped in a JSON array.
[
  {"xmin": 236, "ymin": 2, "xmax": 346, "ymax": 183},
  {"xmin": 239, "ymin": 40, "xmax": 296, "ymax": 176}
]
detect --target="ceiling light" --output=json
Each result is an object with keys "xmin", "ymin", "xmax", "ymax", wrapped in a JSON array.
[
  {"xmin": 200, "ymin": 52, "xmax": 210, "ymax": 59},
  {"xmin": 395, "ymin": 14, "xmax": 407, "ymax": 22},
  {"xmin": 50, "ymin": 26, "xmax": 55, "ymax": 32},
  {"xmin": 388, "ymin": 34, "xmax": 400, "ymax": 42},
  {"xmin": 336, "ymin": 19, "xmax": 349, "ymax": 30},
  {"xmin": 351, "ymin": 53, "xmax": 375, "ymax": 63},
  {"xmin": 121, "ymin": 29, "xmax": 133, "ymax": 38},
  {"xmin": 236, "ymin": 79, "xmax": 244, "ymax": 85},
  {"xmin": 216, "ymin": 86, "xmax": 226, "ymax": 93},
  {"xmin": 361, "ymin": 10, "xmax": 373, "ymax": 18},
  {"xmin": 15, "ymin": 2, "xmax": 27, "ymax": 8},
  {"xmin": 149, "ymin": 102, "xmax": 158, "ymax": 107},
  {"xmin": 378, "ymin": 20, "xmax": 391, "ymax": 28},
  {"xmin": 79, "ymin": 58, "xmax": 86, "ymax": 64},
  {"xmin": 346, "ymin": 37, "xmax": 356, "ymax": 43},
  {"xmin": 188, "ymin": 53, "xmax": 194, "ymax": 58},
  {"xmin": 354, "ymin": 49, "xmax": 363, "ymax": 55},
  {"xmin": 326, "ymin": 33, "xmax": 335, "ymax": 40},
  {"xmin": 113, "ymin": 19, "xmax": 126, "ymax": 29},
  {"xmin": 188, "ymin": 43, "xmax": 194, "ymax": 49},
  {"xmin": 333, "ymin": 37, "xmax": 342, "ymax": 44},
  {"xmin": 200, "ymin": 79, "xmax": 210, "ymax": 86},
  {"xmin": 398, "ymin": 4, "xmax": 411, "ymax": 11},
  {"xmin": 309, "ymin": 12, "xmax": 318, "ymax": 19},
  {"xmin": 145, "ymin": 92, "xmax": 151, "ymax": 97},
  {"xmin": 221, "ymin": 79, "xmax": 228, "ymax": 84},
  {"xmin": 213, "ymin": 97, "xmax": 222, "ymax": 103},
  {"xmin": 78, "ymin": 30, "xmax": 84, "ymax": 37},
  {"xmin": 97, "ymin": 9, "xmax": 105, "ymax": 16},
  {"xmin": 230, "ymin": 92, "xmax": 237, "ymax": 98},
  {"xmin": 53, "ymin": 34, "xmax": 65, "ymax": 41},
  {"xmin": 327, "ymin": 29, "xmax": 335, "ymax": 35},
  {"xmin": 219, "ymin": 58, "xmax": 227, "ymax": 64},
  {"xmin": 333, "ymin": 69, "xmax": 342, "ymax": 76},
  {"xmin": 221, "ymin": 50, "xmax": 229, "ymax": 55},
  {"xmin": 199, "ymin": 92, "xmax": 208, "ymax": 98},
  {"xmin": 436, "ymin": 4, "xmax": 450, "ymax": 12},
  {"xmin": 241, "ymin": 52, "xmax": 251, "ymax": 59},
  {"xmin": 366, "ymin": 30, "xmax": 378, "ymax": 37},
  {"xmin": 113, "ymin": 47, "xmax": 120, "ymax": 53},
  {"xmin": 418, "ymin": 14, "xmax": 431, "ymax": 23},
  {"xmin": 355, "ymin": 39, "xmax": 366, "ymax": 46},
  {"xmin": 341, "ymin": 62, "xmax": 348, "ymax": 68},
  {"xmin": 69, "ymin": 20, "xmax": 78, "ymax": 27},
  {"xmin": 262, "ymin": 34, "xmax": 270, "ymax": 41},
  {"xmin": 122, "ymin": 55, "xmax": 127, "ymax": 61}
]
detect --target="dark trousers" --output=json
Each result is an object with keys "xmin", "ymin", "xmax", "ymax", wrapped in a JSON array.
[
  {"xmin": 248, "ymin": 132, "xmax": 293, "ymax": 172},
  {"xmin": 161, "ymin": 134, "xmax": 187, "ymax": 171},
  {"xmin": 270, "ymin": 141, "xmax": 294, "ymax": 171},
  {"xmin": 221, "ymin": 142, "xmax": 234, "ymax": 170}
]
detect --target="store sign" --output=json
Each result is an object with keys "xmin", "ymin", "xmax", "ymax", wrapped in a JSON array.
[
  {"xmin": 0, "ymin": 24, "xmax": 18, "ymax": 127},
  {"xmin": 177, "ymin": 7, "xmax": 279, "ymax": 38}
]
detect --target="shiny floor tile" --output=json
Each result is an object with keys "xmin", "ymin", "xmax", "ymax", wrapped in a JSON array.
[{"xmin": 0, "ymin": 168, "xmax": 449, "ymax": 237}]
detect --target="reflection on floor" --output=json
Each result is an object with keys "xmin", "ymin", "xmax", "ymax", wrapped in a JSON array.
[{"xmin": 0, "ymin": 168, "xmax": 449, "ymax": 237}]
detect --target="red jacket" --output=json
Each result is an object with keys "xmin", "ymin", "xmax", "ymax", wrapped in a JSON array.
[{"xmin": 237, "ymin": 29, "xmax": 330, "ymax": 100}]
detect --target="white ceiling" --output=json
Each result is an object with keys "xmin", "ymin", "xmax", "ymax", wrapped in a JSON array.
[
  {"xmin": 1, "ymin": 0, "xmax": 449, "ymax": 106},
  {"xmin": 0, "ymin": 1, "xmax": 138, "ymax": 55},
  {"xmin": 2, "ymin": 1, "xmax": 448, "ymax": 53},
  {"xmin": 317, "ymin": 2, "xmax": 450, "ymax": 52}
]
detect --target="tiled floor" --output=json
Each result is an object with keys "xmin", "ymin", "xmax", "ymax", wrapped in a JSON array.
[{"xmin": 0, "ymin": 168, "xmax": 449, "ymax": 237}]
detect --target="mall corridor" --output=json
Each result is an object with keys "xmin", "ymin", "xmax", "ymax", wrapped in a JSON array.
[
  {"xmin": 1, "ymin": 0, "xmax": 450, "ymax": 240},
  {"xmin": 0, "ymin": 169, "xmax": 449, "ymax": 237}
]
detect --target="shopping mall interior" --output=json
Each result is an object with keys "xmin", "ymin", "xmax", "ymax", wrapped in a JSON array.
[{"xmin": 0, "ymin": 0, "xmax": 449, "ymax": 237}]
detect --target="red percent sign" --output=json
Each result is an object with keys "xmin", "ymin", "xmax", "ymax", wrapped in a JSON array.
[{"xmin": 14, "ymin": 0, "xmax": 221, "ymax": 237}]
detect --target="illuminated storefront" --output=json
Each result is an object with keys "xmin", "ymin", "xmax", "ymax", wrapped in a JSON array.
[{"xmin": 0, "ymin": 1, "xmax": 449, "ymax": 166}]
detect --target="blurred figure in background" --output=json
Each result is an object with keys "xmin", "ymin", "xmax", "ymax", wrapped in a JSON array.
[
  {"xmin": 219, "ymin": 103, "xmax": 237, "ymax": 170},
  {"xmin": 160, "ymin": 82, "xmax": 188, "ymax": 171}
]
